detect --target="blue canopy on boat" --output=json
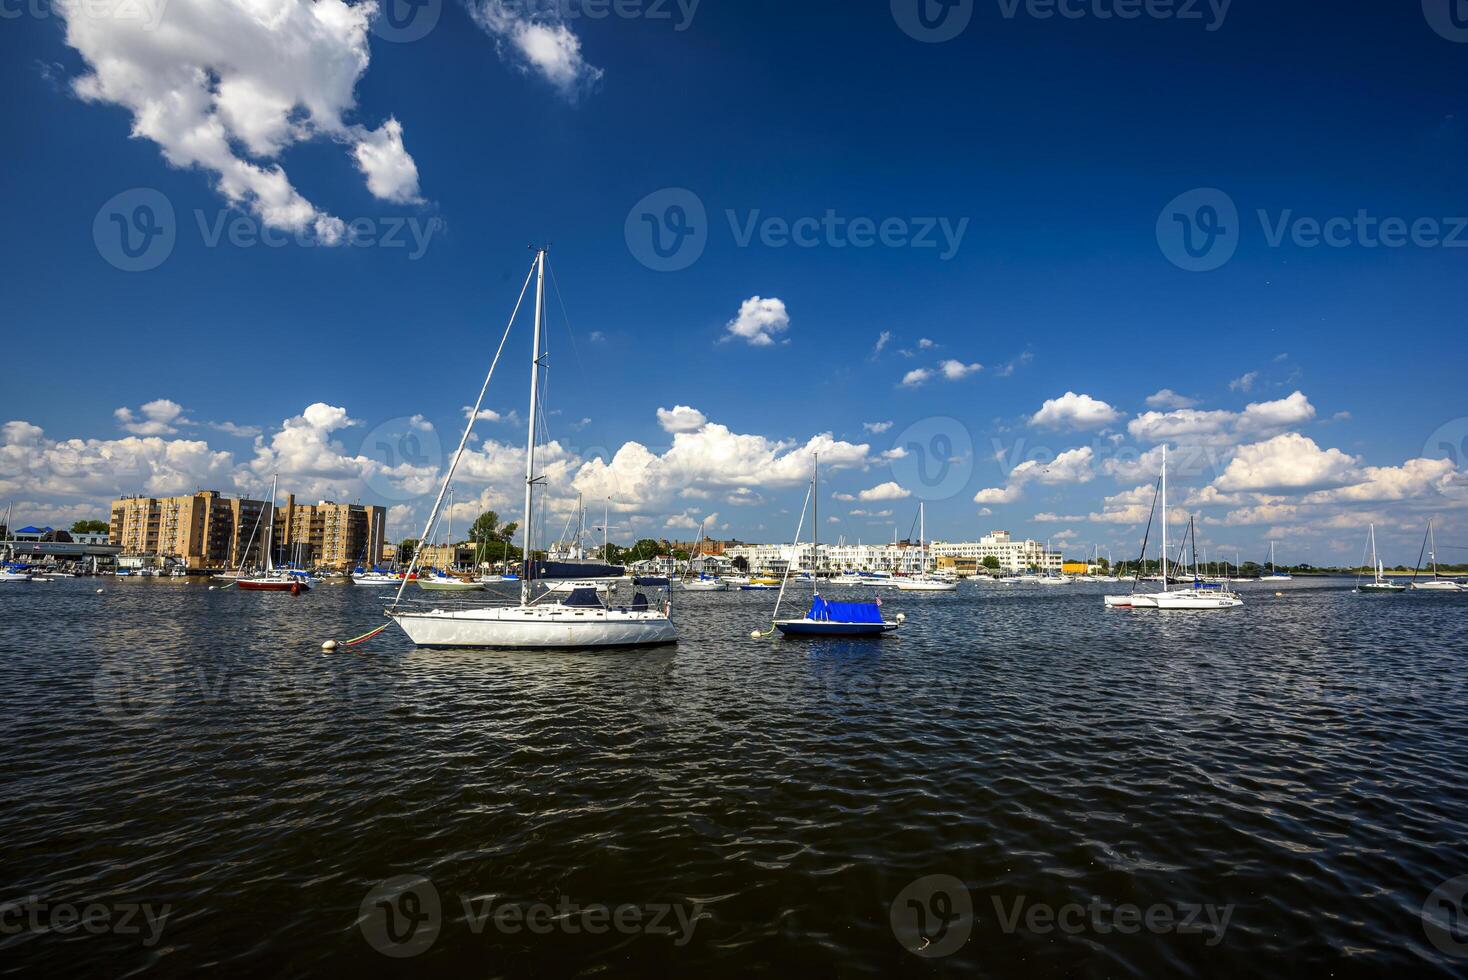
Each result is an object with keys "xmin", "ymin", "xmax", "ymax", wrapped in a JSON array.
[
  {"xmin": 530, "ymin": 561, "xmax": 625, "ymax": 580},
  {"xmin": 563, "ymin": 588, "xmax": 605, "ymax": 608},
  {"xmin": 807, "ymin": 595, "xmax": 883, "ymax": 624}
]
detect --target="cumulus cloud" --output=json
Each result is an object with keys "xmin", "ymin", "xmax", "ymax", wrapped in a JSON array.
[
  {"xmin": 466, "ymin": 0, "xmax": 604, "ymax": 100},
  {"xmin": 1030, "ymin": 392, "xmax": 1123, "ymax": 431},
  {"xmin": 857, "ymin": 481, "xmax": 910, "ymax": 501},
  {"xmin": 1212, "ymin": 433, "xmax": 1359, "ymax": 493},
  {"xmin": 572, "ymin": 408, "xmax": 872, "ymax": 515},
  {"xmin": 863, "ymin": 421, "xmax": 893, "ymax": 434},
  {"xmin": 657, "ymin": 405, "xmax": 709, "ymax": 434},
  {"xmin": 1145, "ymin": 389, "xmax": 1198, "ymax": 410},
  {"xmin": 900, "ymin": 368, "xmax": 933, "ymax": 387},
  {"xmin": 114, "ymin": 398, "xmax": 188, "ymax": 436},
  {"xmin": 1128, "ymin": 391, "xmax": 1317, "ymax": 446},
  {"xmin": 58, "ymin": 0, "xmax": 420, "ymax": 240},
  {"xmin": 723, "ymin": 296, "xmax": 790, "ymax": 347},
  {"xmin": 939, "ymin": 359, "xmax": 982, "ymax": 381},
  {"xmin": 973, "ymin": 446, "xmax": 1096, "ymax": 504}
]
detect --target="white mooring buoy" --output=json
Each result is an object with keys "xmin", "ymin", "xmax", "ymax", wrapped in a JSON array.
[{"xmin": 321, "ymin": 640, "xmax": 339, "ymax": 652}]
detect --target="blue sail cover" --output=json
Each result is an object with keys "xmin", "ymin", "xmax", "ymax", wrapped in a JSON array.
[
  {"xmin": 562, "ymin": 588, "xmax": 606, "ymax": 608},
  {"xmin": 807, "ymin": 595, "xmax": 883, "ymax": 624},
  {"xmin": 529, "ymin": 561, "xmax": 626, "ymax": 580}
]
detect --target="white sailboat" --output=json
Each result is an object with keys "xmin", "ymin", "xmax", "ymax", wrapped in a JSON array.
[
  {"xmin": 1151, "ymin": 515, "xmax": 1243, "ymax": 609},
  {"xmin": 680, "ymin": 519, "xmax": 727, "ymax": 591},
  {"xmin": 1355, "ymin": 523, "xmax": 1405, "ymax": 594},
  {"xmin": 1410, "ymin": 519, "xmax": 1465, "ymax": 592},
  {"xmin": 1259, "ymin": 541, "xmax": 1292, "ymax": 581},
  {"xmin": 0, "ymin": 503, "xmax": 31, "ymax": 582},
  {"xmin": 236, "ymin": 476, "xmax": 311, "ymax": 594},
  {"xmin": 897, "ymin": 502, "xmax": 958, "ymax": 591},
  {"xmin": 388, "ymin": 249, "xmax": 677, "ymax": 649}
]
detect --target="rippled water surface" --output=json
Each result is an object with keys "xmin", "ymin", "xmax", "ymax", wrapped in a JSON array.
[{"xmin": 2, "ymin": 577, "xmax": 1466, "ymax": 976}]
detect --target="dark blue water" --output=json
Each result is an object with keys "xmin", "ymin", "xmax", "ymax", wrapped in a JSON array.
[{"xmin": 1, "ymin": 577, "xmax": 1465, "ymax": 976}]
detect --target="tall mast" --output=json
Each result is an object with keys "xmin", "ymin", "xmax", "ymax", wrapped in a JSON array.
[
  {"xmin": 812, "ymin": 452, "xmax": 818, "ymax": 579},
  {"xmin": 520, "ymin": 248, "xmax": 547, "ymax": 605},
  {"xmin": 1160, "ymin": 445, "xmax": 1168, "ymax": 590},
  {"xmin": 264, "ymin": 475, "xmax": 277, "ymax": 572},
  {"xmin": 1430, "ymin": 518, "xmax": 1438, "ymax": 579},
  {"xmin": 919, "ymin": 501, "xmax": 926, "ymax": 576}
]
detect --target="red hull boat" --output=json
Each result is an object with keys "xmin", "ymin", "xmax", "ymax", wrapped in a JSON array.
[{"xmin": 236, "ymin": 577, "xmax": 307, "ymax": 594}]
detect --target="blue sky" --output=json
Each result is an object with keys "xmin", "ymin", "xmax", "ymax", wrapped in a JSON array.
[{"xmin": 2, "ymin": 0, "xmax": 1465, "ymax": 565}]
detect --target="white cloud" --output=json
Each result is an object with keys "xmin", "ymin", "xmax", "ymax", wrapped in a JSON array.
[
  {"xmin": 1145, "ymin": 389, "xmax": 1198, "ymax": 410},
  {"xmin": 572, "ymin": 409, "xmax": 872, "ymax": 515},
  {"xmin": 1213, "ymin": 433, "xmax": 1359, "ymax": 493},
  {"xmin": 939, "ymin": 359, "xmax": 982, "ymax": 381},
  {"xmin": 863, "ymin": 421, "xmax": 893, "ymax": 434},
  {"xmin": 723, "ymin": 296, "xmax": 790, "ymax": 347},
  {"xmin": 210, "ymin": 420, "xmax": 262, "ymax": 439},
  {"xmin": 872, "ymin": 331, "xmax": 892, "ymax": 356},
  {"xmin": 1128, "ymin": 391, "xmax": 1317, "ymax": 446},
  {"xmin": 973, "ymin": 446, "xmax": 1096, "ymax": 504},
  {"xmin": 351, "ymin": 117, "xmax": 422, "ymax": 204},
  {"xmin": 857, "ymin": 481, "xmax": 910, "ymax": 501},
  {"xmin": 656, "ymin": 405, "xmax": 709, "ymax": 434},
  {"xmin": 463, "ymin": 407, "xmax": 520, "ymax": 425},
  {"xmin": 1030, "ymin": 392, "xmax": 1123, "ymax": 431},
  {"xmin": 58, "ymin": 0, "xmax": 419, "ymax": 240},
  {"xmin": 1301, "ymin": 457, "xmax": 1457, "ymax": 504},
  {"xmin": 1229, "ymin": 371, "xmax": 1260, "ymax": 393},
  {"xmin": 976, "ymin": 507, "xmax": 992, "ymax": 517},
  {"xmin": 114, "ymin": 398, "xmax": 188, "ymax": 436},
  {"xmin": 900, "ymin": 368, "xmax": 933, "ymax": 387},
  {"xmin": 918, "ymin": 338, "xmax": 935, "ymax": 349},
  {"xmin": 466, "ymin": 0, "xmax": 604, "ymax": 100},
  {"xmin": 1236, "ymin": 390, "xmax": 1315, "ymax": 433}
]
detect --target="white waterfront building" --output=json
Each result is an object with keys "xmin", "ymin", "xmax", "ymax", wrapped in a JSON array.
[{"xmin": 722, "ymin": 531, "xmax": 1059, "ymax": 576}]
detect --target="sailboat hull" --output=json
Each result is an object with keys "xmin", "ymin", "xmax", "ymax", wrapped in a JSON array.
[
  {"xmin": 1411, "ymin": 581, "xmax": 1465, "ymax": 592},
  {"xmin": 1358, "ymin": 583, "xmax": 1406, "ymax": 593},
  {"xmin": 390, "ymin": 605, "xmax": 677, "ymax": 649},
  {"xmin": 774, "ymin": 619, "xmax": 899, "ymax": 636}
]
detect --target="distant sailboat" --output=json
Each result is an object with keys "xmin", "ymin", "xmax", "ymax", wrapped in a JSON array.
[
  {"xmin": 236, "ymin": 476, "xmax": 310, "ymax": 594},
  {"xmin": 1260, "ymin": 541, "xmax": 1292, "ymax": 581},
  {"xmin": 897, "ymin": 503, "xmax": 958, "ymax": 591},
  {"xmin": 1410, "ymin": 519, "xmax": 1465, "ymax": 592},
  {"xmin": 1355, "ymin": 523, "xmax": 1405, "ymax": 594}
]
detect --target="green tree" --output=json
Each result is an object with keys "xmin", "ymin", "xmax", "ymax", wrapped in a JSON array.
[
  {"xmin": 627, "ymin": 538, "xmax": 663, "ymax": 563},
  {"xmin": 982, "ymin": 555, "xmax": 1001, "ymax": 572},
  {"xmin": 399, "ymin": 538, "xmax": 419, "ymax": 564},
  {"xmin": 470, "ymin": 510, "xmax": 499, "ymax": 543},
  {"xmin": 71, "ymin": 519, "xmax": 110, "ymax": 535},
  {"xmin": 601, "ymin": 543, "xmax": 627, "ymax": 565},
  {"xmin": 672, "ymin": 549, "xmax": 690, "ymax": 561}
]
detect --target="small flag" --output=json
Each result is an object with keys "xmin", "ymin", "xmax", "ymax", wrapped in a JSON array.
[{"xmin": 876, "ymin": 596, "xmax": 882, "ymax": 607}]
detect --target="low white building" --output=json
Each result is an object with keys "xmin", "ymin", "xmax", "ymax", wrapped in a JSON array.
[{"xmin": 724, "ymin": 530, "xmax": 1060, "ymax": 576}]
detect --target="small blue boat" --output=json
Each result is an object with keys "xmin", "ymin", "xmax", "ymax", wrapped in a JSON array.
[{"xmin": 774, "ymin": 594, "xmax": 902, "ymax": 637}]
